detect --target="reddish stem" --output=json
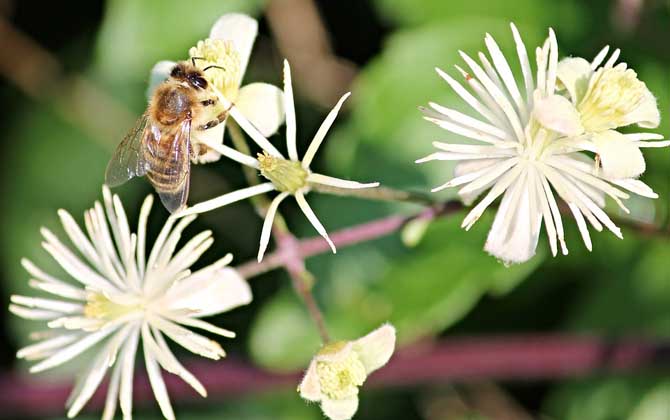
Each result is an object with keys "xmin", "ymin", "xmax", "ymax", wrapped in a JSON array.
[
  {"xmin": 238, "ymin": 201, "xmax": 464, "ymax": 278},
  {"xmin": 1, "ymin": 334, "xmax": 668, "ymax": 418}
]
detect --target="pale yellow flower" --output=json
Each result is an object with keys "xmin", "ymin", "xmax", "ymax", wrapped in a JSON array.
[{"xmin": 298, "ymin": 325, "xmax": 396, "ymax": 420}]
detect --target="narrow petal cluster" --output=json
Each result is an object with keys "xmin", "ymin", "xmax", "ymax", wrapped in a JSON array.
[
  {"xmin": 298, "ymin": 325, "xmax": 396, "ymax": 420},
  {"xmin": 178, "ymin": 60, "xmax": 379, "ymax": 262},
  {"xmin": 148, "ymin": 13, "xmax": 285, "ymax": 163},
  {"xmin": 419, "ymin": 24, "xmax": 668, "ymax": 264},
  {"xmin": 10, "ymin": 186, "xmax": 252, "ymax": 420}
]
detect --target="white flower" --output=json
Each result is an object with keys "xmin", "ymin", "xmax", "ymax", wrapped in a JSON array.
[
  {"xmin": 177, "ymin": 60, "xmax": 379, "ymax": 262},
  {"xmin": 298, "ymin": 325, "xmax": 396, "ymax": 420},
  {"xmin": 9, "ymin": 186, "xmax": 252, "ymax": 420},
  {"xmin": 534, "ymin": 45, "xmax": 668, "ymax": 179},
  {"xmin": 418, "ymin": 24, "xmax": 668, "ymax": 264},
  {"xmin": 148, "ymin": 13, "xmax": 285, "ymax": 163}
]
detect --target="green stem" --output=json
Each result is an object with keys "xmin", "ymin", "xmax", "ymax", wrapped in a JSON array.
[{"xmin": 311, "ymin": 183, "xmax": 438, "ymax": 206}]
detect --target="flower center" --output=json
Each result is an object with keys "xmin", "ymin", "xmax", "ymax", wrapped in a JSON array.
[
  {"xmin": 189, "ymin": 38, "xmax": 242, "ymax": 101},
  {"xmin": 578, "ymin": 66, "xmax": 647, "ymax": 132},
  {"xmin": 84, "ymin": 293, "xmax": 143, "ymax": 322},
  {"xmin": 316, "ymin": 343, "xmax": 367, "ymax": 400},
  {"xmin": 257, "ymin": 152, "xmax": 309, "ymax": 193}
]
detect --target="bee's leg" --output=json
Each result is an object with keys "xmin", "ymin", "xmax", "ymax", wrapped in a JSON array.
[
  {"xmin": 198, "ymin": 103, "xmax": 233, "ymax": 130},
  {"xmin": 201, "ymin": 98, "xmax": 216, "ymax": 106}
]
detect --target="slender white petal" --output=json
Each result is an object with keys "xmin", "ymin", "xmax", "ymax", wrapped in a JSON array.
[
  {"xmin": 258, "ymin": 192, "xmax": 290, "ymax": 262},
  {"xmin": 611, "ymin": 178, "xmax": 658, "ymax": 199},
  {"xmin": 229, "ymin": 105, "xmax": 284, "ymax": 157},
  {"xmin": 67, "ymin": 326, "xmax": 131, "ymax": 418},
  {"xmin": 164, "ymin": 266, "xmax": 251, "ymax": 318},
  {"xmin": 17, "ymin": 333, "xmax": 79, "ymax": 360},
  {"xmin": 302, "ymin": 92, "xmax": 351, "ymax": 169},
  {"xmin": 308, "ymin": 173, "xmax": 379, "ymax": 190},
  {"xmin": 101, "ymin": 357, "xmax": 122, "ymax": 420},
  {"xmin": 510, "ymin": 23, "xmax": 535, "ymax": 105},
  {"xmin": 591, "ymin": 45, "xmax": 610, "ymax": 69},
  {"xmin": 436, "ymin": 67, "xmax": 505, "ymax": 128},
  {"xmin": 137, "ymin": 194, "xmax": 153, "ymax": 280},
  {"xmin": 283, "ymin": 60, "xmax": 298, "ymax": 161},
  {"xmin": 11, "ymin": 295, "xmax": 82, "ymax": 314},
  {"xmin": 143, "ymin": 332, "xmax": 176, "ymax": 420},
  {"xmin": 176, "ymin": 182, "xmax": 275, "ymax": 217},
  {"xmin": 30, "ymin": 323, "xmax": 120, "ymax": 373},
  {"xmin": 119, "ymin": 326, "xmax": 140, "ymax": 419},
  {"xmin": 197, "ymin": 135, "xmax": 260, "ymax": 169},
  {"xmin": 485, "ymin": 33, "xmax": 528, "ymax": 120},
  {"xmin": 295, "ymin": 192, "xmax": 336, "ymax": 253},
  {"xmin": 9, "ymin": 304, "xmax": 60, "ymax": 321},
  {"xmin": 459, "ymin": 51, "xmax": 526, "ymax": 143},
  {"xmin": 153, "ymin": 328, "xmax": 207, "ymax": 397},
  {"xmin": 428, "ymin": 102, "xmax": 511, "ymax": 140}
]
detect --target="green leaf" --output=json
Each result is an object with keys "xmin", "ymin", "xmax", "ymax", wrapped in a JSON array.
[
  {"xmin": 94, "ymin": 0, "xmax": 265, "ymax": 83},
  {"xmin": 0, "ymin": 104, "xmax": 145, "ymax": 373},
  {"xmin": 373, "ymin": 0, "xmax": 584, "ymax": 34},
  {"xmin": 249, "ymin": 213, "xmax": 542, "ymax": 371}
]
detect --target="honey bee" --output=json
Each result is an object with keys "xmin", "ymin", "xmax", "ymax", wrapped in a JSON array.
[{"xmin": 105, "ymin": 60, "xmax": 229, "ymax": 213}]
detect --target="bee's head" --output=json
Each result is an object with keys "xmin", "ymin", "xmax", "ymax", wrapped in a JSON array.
[{"xmin": 170, "ymin": 63, "xmax": 208, "ymax": 90}]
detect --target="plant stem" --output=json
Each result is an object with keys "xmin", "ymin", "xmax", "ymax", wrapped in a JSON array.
[
  {"xmin": 4, "ymin": 334, "xmax": 669, "ymax": 418},
  {"xmin": 274, "ymin": 229, "xmax": 331, "ymax": 343},
  {"xmin": 237, "ymin": 201, "xmax": 464, "ymax": 278},
  {"xmin": 312, "ymin": 183, "xmax": 437, "ymax": 205},
  {"xmin": 228, "ymin": 121, "xmax": 330, "ymax": 341}
]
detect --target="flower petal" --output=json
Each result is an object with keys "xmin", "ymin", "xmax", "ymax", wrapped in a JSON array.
[
  {"xmin": 143, "ymin": 337, "xmax": 176, "ymax": 420},
  {"xmin": 593, "ymin": 130, "xmax": 646, "ymax": 179},
  {"xmin": 192, "ymin": 124, "xmax": 226, "ymax": 164},
  {"xmin": 556, "ymin": 57, "xmax": 592, "ymax": 104},
  {"xmin": 166, "ymin": 267, "xmax": 252, "ymax": 317},
  {"xmin": 146, "ymin": 60, "xmax": 176, "ymax": 100},
  {"xmin": 236, "ymin": 82, "xmax": 285, "ymax": 138},
  {"xmin": 532, "ymin": 93, "xmax": 583, "ymax": 136},
  {"xmin": 351, "ymin": 324, "xmax": 396, "ymax": 375},
  {"xmin": 321, "ymin": 396, "xmax": 359, "ymax": 420},
  {"xmin": 484, "ymin": 171, "xmax": 541, "ymax": 264},
  {"xmin": 298, "ymin": 360, "xmax": 322, "ymax": 402},
  {"xmin": 209, "ymin": 13, "xmax": 258, "ymax": 83},
  {"xmin": 624, "ymin": 88, "xmax": 661, "ymax": 129}
]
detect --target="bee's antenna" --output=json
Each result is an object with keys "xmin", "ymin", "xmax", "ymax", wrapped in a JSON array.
[
  {"xmin": 203, "ymin": 65, "xmax": 226, "ymax": 72},
  {"xmin": 191, "ymin": 56, "xmax": 206, "ymax": 66}
]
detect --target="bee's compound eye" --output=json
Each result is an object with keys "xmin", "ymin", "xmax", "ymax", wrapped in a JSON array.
[{"xmin": 191, "ymin": 75, "xmax": 208, "ymax": 89}]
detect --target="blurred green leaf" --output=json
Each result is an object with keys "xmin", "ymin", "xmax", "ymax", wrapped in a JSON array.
[
  {"xmin": 373, "ymin": 0, "xmax": 585, "ymax": 37},
  {"xmin": 0, "ymin": 103, "xmax": 145, "ymax": 373},
  {"xmin": 545, "ymin": 376, "xmax": 656, "ymax": 420},
  {"xmin": 94, "ymin": 0, "xmax": 265, "ymax": 83},
  {"xmin": 250, "ymin": 214, "xmax": 542, "ymax": 371}
]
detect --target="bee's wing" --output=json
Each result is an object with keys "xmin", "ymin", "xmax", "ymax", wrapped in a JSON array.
[
  {"xmin": 105, "ymin": 113, "xmax": 150, "ymax": 187},
  {"xmin": 147, "ymin": 119, "xmax": 192, "ymax": 213}
]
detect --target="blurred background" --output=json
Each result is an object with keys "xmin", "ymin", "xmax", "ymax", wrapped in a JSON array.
[{"xmin": 1, "ymin": 0, "xmax": 670, "ymax": 419}]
